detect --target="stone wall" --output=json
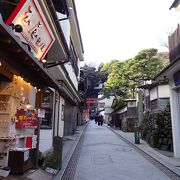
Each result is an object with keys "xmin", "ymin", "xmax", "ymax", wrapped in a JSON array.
[
  {"xmin": 141, "ymin": 111, "xmax": 173, "ymax": 151},
  {"xmin": 121, "ymin": 117, "xmax": 136, "ymax": 132}
]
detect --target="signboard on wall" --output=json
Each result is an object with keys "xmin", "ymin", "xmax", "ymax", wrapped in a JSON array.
[
  {"xmin": 6, "ymin": 0, "xmax": 55, "ymax": 60},
  {"xmin": 16, "ymin": 109, "xmax": 38, "ymax": 129}
]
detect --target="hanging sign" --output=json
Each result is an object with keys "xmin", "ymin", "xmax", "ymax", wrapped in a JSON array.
[
  {"xmin": 16, "ymin": 109, "xmax": 38, "ymax": 129},
  {"xmin": 6, "ymin": 0, "xmax": 55, "ymax": 61}
]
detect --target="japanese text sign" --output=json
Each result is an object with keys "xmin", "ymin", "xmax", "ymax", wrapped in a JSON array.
[
  {"xmin": 16, "ymin": 108, "xmax": 38, "ymax": 129},
  {"xmin": 6, "ymin": 0, "xmax": 55, "ymax": 60}
]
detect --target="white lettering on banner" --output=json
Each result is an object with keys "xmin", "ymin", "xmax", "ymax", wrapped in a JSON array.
[{"xmin": 6, "ymin": 0, "xmax": 55, "ymax": 60}]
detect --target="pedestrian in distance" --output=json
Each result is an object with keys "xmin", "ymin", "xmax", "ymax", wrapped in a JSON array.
[
  {"xmin": 95, "ymin": 113, "xmax": 99, "ymax": 124},
  {"xmin": 100, "ymin": 115, "xmax": 104, "ymax": 126},
  {"xmin": 98, "ymin": 115, "xmax": 101, "ymax": 126}
]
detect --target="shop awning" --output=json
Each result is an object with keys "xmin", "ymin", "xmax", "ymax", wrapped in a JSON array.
[{"xmin": 0, "ymin": 15, "xmax": 77, "ymax": 105}]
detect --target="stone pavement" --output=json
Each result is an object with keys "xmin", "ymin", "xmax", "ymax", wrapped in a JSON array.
[
  {"xmin": 52, "ymin": 123, "xmax": 87, "ymax": 180},
  {"xmin": 73, "ymin": 121, "xmax": 180, "ymax": 180},
  {"xmin": 109, "ymin": 126, "xmax": 180, "ymax": 177},
  {"xmin": 1, "ymin": 123, "xmax": 87, "ymax": 180},
  {"xmin": 3, "ymin": 121, "xmax": 180, "ymax": 179}
]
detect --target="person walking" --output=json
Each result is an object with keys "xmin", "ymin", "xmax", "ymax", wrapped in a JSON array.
[
  {"xmin": 100, "ymin": 115, "xmax": 104, "ymax": 126},
  {"xmin": 95, "ymin": 113, "xmax": 98, "ymax": 124}
]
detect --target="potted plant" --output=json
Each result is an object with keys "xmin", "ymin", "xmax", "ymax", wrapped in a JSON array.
[{"xmin": 44, "ymin": 153, "xmax": 60, "ymax": 175}]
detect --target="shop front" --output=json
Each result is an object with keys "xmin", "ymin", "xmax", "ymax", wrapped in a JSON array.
[
  {"xmin": 0, "ymin": 0, "xmax": 83, "ymax": 176},
  {"xmin": 0, "ymin": 0, "xmax": 60, "ymax": 176}
]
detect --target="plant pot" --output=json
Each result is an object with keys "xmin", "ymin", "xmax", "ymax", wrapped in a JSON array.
[{"xmin": 45, "ymin": 167, "xmax": 58, "ymax": 175}]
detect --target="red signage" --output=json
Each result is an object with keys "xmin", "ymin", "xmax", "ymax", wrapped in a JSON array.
[
  {"xmin": 6, "ymin": 0, "xmax": 55, "ymax": 61},
  {"xmin": 16, "ymin": 109, "xmax": 38, "ymax": 129}
]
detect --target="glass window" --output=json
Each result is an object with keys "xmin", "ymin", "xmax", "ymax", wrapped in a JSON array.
[{"xmin": 41, "ymin": 90, "xmax": 53, "ymax": 129}]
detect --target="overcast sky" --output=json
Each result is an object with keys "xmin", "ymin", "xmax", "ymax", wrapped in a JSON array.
[{"xmin": 75, "ymin": 0, "xmax": 180, "ymax": 66}]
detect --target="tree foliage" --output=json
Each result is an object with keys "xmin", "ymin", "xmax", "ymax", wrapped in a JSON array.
[
  {"xmin": 98, "ymin": 60, "xmax": 119, "ymax": 83},
  {"xmin": 81, "ymin": 48, "xmax": 169, "ymax": 105},
  {"xmin": 156, "ymin": 51, "xmax": 169, "ymax": 67},
  {"xmin": 101, "ymin": 48, "xmax": 169, "ymax": 107},
  {"xmin": 103, "ymin": 61, "xmax": 128, "ymax": 98},
  {"xmin": 125, "ymin": 48, "xmax": 164, "ymax": 84},
  {"xmin": 81, "ymin": 64, "xmax": 99, "ymax": 98}
]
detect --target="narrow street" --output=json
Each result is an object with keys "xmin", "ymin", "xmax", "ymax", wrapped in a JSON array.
[{"xmin": 61, "ymin": 121, "xmax": 177, "ymax": 180}]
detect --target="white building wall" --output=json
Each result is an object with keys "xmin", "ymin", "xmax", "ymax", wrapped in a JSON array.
[
  {"xmin": 105, "ymin": 96, "xmax": 114, "ymax": 107},
  {"xmin": 98, "ymin": 98, "xmax": 105, "ymax": 110},
  {"xmin": 150, "ymin": 87, "xmax": 158, "ymax": 100},
  {"xmin": 57, "ymin": 12, "xmax": 71, "ymax": 48},
  {"xmin": 169, "ymin": 76, "xmax": 180, "ymax": 158},
  {"xmin": 127, "ymin": 101, "xmax": 136, "ymax": 107},
  {"xmin": 104, "ymin": 107, "xmax": 114, "ymax": 123},
  {"xmin": 57, "ymin": 12, "xmax": 79, "ymax": 90},
  {"xmin": 64, "ymin": 63, "xmax": 78, "ymax": 89},
  {"xmin": 158, "ymin": 85, "xmax": 170, "ymax": 98},
  {"xmin": 39, "ymin": 130, "xmax": 53, "ymax": 153}
]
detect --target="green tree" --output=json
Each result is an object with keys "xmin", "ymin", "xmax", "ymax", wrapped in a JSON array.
[
  {"xmin": 103, "ymin": 61, "xmax": 129, "ymax": 106},
  {"xmin": 125, "ymin": 48, "xmax": 164, "ymax": 84},
  {"xmin": 156, "ymin": 51, "xmax": 169, "ymax": 67},
  {"xmin": 102, "ymin": 48, "xmax": 167, "ymax": 106},
  {"xmin": 98, "ymin": 60, "xmax": 119, "ymax": 83},
  {"xmin": 81, "ymin": 64, "xmax": 99, "ymax": 98}
]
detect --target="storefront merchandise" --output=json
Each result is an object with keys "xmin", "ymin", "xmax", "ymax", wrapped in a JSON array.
[{"xmin": 0, "ymin": 75, "xmax": 38, "ymax": 173}]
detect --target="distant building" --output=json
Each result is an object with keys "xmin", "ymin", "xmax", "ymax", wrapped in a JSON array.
[
  {"xmin": 139, "ymin": 81, "xmax": 170, "ymax": 112},
  {"xmin": 110, "ymin": 99, "xmax": 137, "ymax": 131}
]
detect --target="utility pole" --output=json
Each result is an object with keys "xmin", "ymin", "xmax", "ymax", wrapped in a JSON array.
[{"xmin": 137, "ymin": 89, "xmax": 144, "ymax": 126}]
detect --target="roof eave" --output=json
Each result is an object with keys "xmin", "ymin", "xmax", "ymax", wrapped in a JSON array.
[{"xmin": 170, "ymin": 0, "xmax": 179, "ymax": 9}]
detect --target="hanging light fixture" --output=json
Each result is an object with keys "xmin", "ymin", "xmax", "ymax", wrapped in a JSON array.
[
  {"xmin": 24, "ymin": 99, "xmax": 33, "ymax": 109},
  {"xmin": 42, "ymin": 59, "xmax": 47, "ymax": 63}
]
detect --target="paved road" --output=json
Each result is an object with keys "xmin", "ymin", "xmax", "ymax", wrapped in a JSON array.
[{"xmin": 73, "ymin": 121, "xmax": 171, "ymax": 180}]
